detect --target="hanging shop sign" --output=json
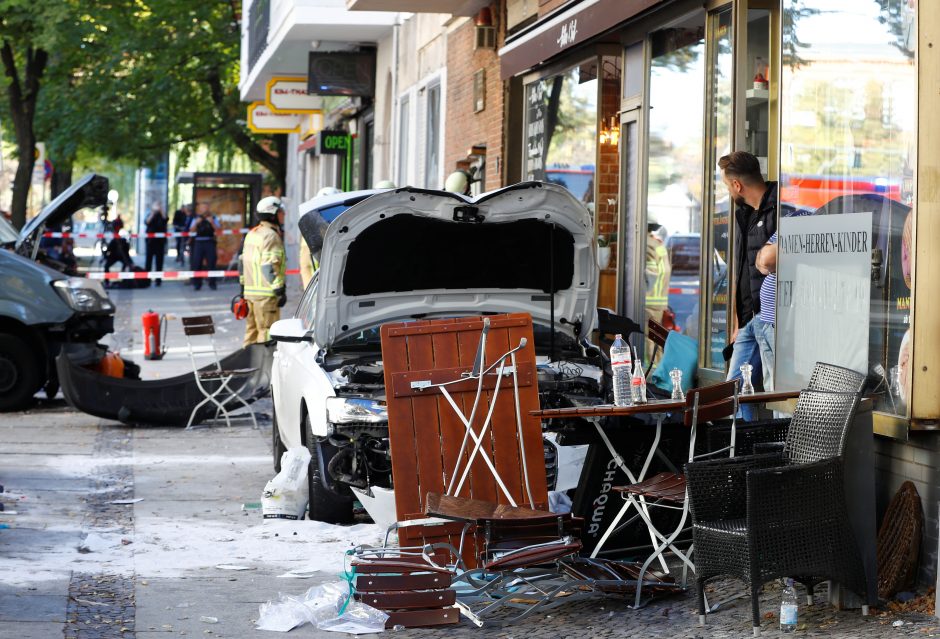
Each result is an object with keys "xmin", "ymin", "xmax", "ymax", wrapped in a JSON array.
[
  {"xmin": 265, "ymin": 77, "xmax": 325, "ymax": 114},
  {"xmin": 246, "ymin": 102, "xmax": 303, "ymax": 134},
  {"xmin": 775, "ymin": 212, "xmax": 873, "ymax": 390},
  {"xmin": 319, "ymin": 130, "xmax": 351, "ymax": 155},
  {"xmin": 308, "ymin": 49, "xmax": 376, "ymax": 97}
]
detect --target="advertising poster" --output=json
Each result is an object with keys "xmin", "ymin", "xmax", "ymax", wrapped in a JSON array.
[
  {"xmin": 194, "ymin": 187, "xmax": 250, "ymax": 269},
  {"xmin": 775, "ymin": 212, "xmax": 872, "ymax": 390}
]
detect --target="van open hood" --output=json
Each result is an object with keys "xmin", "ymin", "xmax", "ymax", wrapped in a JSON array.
[
  {"xmin": 16, "ymin": 174, "xmax": 110, "ymax": 256},
  {"xmin": 313, "ymin": 182, "xmax": 598, "ymax": 348}
]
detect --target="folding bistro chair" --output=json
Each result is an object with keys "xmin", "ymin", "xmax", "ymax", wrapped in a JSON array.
[
  {"xmin": 603, "ymin": 380, "xmax": 739, "ymax": 607},
  {"xmin": 180, "ymin": 315, "xmax": 258, "ymax": 429}
]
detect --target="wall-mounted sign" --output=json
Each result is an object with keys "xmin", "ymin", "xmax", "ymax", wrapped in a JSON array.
[
  {"xmin": 776, "ymin": 212, "xmax": 873, "ymax": 389},
  {"xmin": 246, "ymin": 102, "xmax": 303, "ymax": 134},
  {"xmin": 265, "ymin": 76, "xmax": 324, "ymax": 114},
  {"xmin": 319, "ymin": 130, "xmax": 350, "ymax": 155},
  {"xmin": 308, "ymin": 49, "xmax": 376, "ymax": 97}
]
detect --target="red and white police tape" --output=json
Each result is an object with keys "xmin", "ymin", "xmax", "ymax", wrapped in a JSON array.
[
  {"xmin": 42, "ymin": 228, "xmax": 250, "ymax": 239},
  {"xmin": 85, "ymin": 268, "xmax": 302, "ymax": 281}
]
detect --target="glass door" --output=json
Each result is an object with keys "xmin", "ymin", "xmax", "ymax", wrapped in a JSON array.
[{"xmin": 702, "ymin": 6, "xmax": 734, "ymax": 371}]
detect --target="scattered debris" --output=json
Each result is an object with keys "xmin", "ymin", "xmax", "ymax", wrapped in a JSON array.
[
  {"xmin": 110, "ymin": 498, "xmax": 144, "ymax": 504},
  {"xmin": 200, "ymin": 616, "xmax": 219, "ymax": 624},
  {"xmin": 215, "ymin": 564, "xmax": 253, "ymax": 571},
  {"xmin": 886, "ymin": 588, "xmax": 936, "ymax": 617}
]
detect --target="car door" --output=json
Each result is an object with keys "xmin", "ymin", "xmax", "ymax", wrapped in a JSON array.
[{"xmin": 272, "ymin": 278, "xmax": 318, "ymax": 449}]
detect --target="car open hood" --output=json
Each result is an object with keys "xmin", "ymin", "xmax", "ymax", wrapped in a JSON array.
[
  {"xmin": 313, "ymin": 182, "xmax": 598, "ymax": 348},
  {"xmin": 16, "ymin": 174, "xmax": 110, "ymax": 255}
]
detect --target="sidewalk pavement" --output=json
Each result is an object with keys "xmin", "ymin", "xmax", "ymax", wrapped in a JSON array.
[{"xmin": 0, "ymin": 284, "xmax": 938, "ymax": 638}]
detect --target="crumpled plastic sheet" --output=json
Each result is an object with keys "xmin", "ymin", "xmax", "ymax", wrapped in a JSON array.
[{"xmin": 256, "ymin": 581, "xmax": 388, "ymax": 634}]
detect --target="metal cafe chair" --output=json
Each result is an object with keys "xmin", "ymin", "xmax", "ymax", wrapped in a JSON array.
[
  {"xmin": 180, "ymin": 315, "xmax": 257, "ymax": 430},
  {"xmin": 607, "ymin": 380, "xmax": 739, "ymax": 608}
]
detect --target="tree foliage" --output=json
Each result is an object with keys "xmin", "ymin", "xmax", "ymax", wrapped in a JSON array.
[{"xmin": 1, "ymin": 0, "xmax": 284, "ymax": 225}]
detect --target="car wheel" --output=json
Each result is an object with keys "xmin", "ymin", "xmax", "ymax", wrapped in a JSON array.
[
  {"xmin": 304, "ymin": 413, "xmax": 354, "ymax": 524},
  {"xmin": 0, "ymin": 334, "xmax": 41, "ymax": 411},
  {"xmin": 272, "ymin": 408, "xmax": 286, "ymax": 473}
]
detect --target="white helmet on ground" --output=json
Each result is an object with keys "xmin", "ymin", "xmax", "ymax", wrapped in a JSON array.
[
  {"xmin": 374, "ymin": 180, "xmax": 396, "ymax": 189},
  {"xmin": 316, "ymin": 186, "xmax": 342, "ymax": 198}
]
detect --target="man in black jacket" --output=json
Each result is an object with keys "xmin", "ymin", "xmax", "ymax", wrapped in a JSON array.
[{"xmin": 720, "ymin": 152, "xmax": 776, "ymax": 418}]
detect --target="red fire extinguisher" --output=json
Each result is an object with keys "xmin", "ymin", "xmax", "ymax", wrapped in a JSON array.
[{"xmin": 142, "ymin": 310, "xmax": 167, "ymax": 360}]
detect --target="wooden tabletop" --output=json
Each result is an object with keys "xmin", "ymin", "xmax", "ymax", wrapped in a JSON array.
[
  {"xmin": 738, "ymin": 389, "xmax": 800, "ymax": 404},
  {"xmin": 531, "ymin": 398, "xmax": 685, "ymax": 419},
  {"xmin": 531, "ymin": 389, "xmax": 801, "ymax": 419}
]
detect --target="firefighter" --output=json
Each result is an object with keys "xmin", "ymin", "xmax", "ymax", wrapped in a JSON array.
[
  {"xmin": 645, "ymin": 219, "xmax": 672, "ymax": 361},
  {"xmin": 240, "ymin": 196, "xmax": 287, "ymax": 346}
]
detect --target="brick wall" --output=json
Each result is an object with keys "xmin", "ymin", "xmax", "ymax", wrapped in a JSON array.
[
  {"xmin": 873, "ymin": 434, "xmax": 940, "ymax": 586},
  {"xmin": 444, "ymin": 4, "xmax": 506, "ymax": 192}
]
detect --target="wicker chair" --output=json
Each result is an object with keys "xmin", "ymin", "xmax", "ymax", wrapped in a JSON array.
[
  {"xmin": 707, "ymin": 362, "xmax": 866, "ymax": 457},
  {"xmin": 686, "ymin": 389, "xmax": 873, "ymax": 635}
]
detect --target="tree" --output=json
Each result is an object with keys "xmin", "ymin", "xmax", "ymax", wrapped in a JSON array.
[
  {"xmin": 35, "ymin": 1, "xmax": 285, "ymax": 193},
  {"xmin": 0, "ymin": 2, "xmax": 72, "ymax": 227}
]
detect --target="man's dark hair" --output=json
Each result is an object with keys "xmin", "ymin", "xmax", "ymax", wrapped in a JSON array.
[{"xmin": 718, "ymin": 151, "xmax": 764, "ymax": 186}]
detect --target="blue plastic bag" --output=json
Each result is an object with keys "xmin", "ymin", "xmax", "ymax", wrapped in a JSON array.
[{"xmin": 649, "ymin": 331, "xmax": 698, "ymax": 394}]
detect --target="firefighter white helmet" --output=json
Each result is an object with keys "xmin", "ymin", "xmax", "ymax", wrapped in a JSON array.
[
  {"xmin": 316, "ymin": 186, "xmax": 342, "ymax": 198},
  {"xmin": 444, "ymin": 170, "xmax": 470, "ymax": 195},
  {"xmin": 257, "ymin": 196, "xmax": 283, "ymax": 222}
]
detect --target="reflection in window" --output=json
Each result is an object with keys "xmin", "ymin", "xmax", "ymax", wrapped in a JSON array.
[
  {"xmin": 780, "ymin": 0, "xmax": 915, "ymax": 416},
  {"xmin": 646, "ymin": 22, "xmax": 705, "ymax": 351},
  {"xmin": 524, "ymin": 63, "xmax": 598, "ymax": 207}
]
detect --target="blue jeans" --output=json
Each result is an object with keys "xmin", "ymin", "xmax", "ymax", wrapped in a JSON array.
[
  {"xmin": 753, "ymin": 319, "xmax": 775, "ymax": 392},
  {"xmin": 726, "ymin": 317, "xmax": 764, "ymax": 420}
]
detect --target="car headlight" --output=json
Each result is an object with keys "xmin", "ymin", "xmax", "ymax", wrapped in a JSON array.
[
  {"xmin": 53, "ymin": 278, "xmax": 114, "ymax": 313},
  {"xmin": 326, "ymin": 397, "xmax": 388, "ymax": 424}
]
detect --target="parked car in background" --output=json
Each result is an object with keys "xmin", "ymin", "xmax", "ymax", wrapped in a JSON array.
[
  {"xmin": 270, "ymin": 182, "xmax": 611, "ymax": 524},
  {"xmin": 664, "ymin": 233, "xmax": 727, "ymax": 335}
]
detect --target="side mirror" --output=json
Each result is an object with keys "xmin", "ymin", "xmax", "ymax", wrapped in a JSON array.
[{"xmin": 270, "ymin": 318, "xmax": 312, "ymax": 343}]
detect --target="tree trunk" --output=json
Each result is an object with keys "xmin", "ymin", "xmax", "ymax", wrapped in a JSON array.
[
  {"xmin": 0, "ymin": 42, "xmax": 48, "ymax": 228},
  {"xmin": 50, "ymin": 157, "xmax": 73, "ymax": 199}
]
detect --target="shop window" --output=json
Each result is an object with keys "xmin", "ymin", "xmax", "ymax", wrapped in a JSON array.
[
  {"xmin": 524, "ymin": 61, "xmax": 599, "ymax": 206},
  {"xmin": 645, "ymin": 18, "xmax": 706, "ymax": 359},
  {"xmin": 777, "ymin": 0, "xmax": 916, "ymax": 417},
  {"xmin": 702, "ymin": 7, "xmax": 733, "ymax": 370}
]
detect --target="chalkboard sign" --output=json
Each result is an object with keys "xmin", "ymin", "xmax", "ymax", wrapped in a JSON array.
[{"xmin": 525, "ymin": 80, "xmax": 549, "ymax": 181}]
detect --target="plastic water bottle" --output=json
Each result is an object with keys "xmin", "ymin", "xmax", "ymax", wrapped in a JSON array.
[
  {"xmin": 631, "ymin": 346, "xmax": 647, "ymax": 404},
  {"xmin": 610, "ymin": 334, "xmax": 632, "ymax": 406},
  {"xmin": 780, "ymin": 578, "xmax": 798, "ymax": 633}
]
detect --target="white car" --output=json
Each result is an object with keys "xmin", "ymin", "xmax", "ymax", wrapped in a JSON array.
[{"xmin": 270, "ymin": 182, "xmax": 616, "ymax": 524}]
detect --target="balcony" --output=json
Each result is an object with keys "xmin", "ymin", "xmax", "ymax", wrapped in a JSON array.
[
  {"xmin": 240, "ymin": 0, "xmax": 398, "ymax": 101},
  {"xmin": 346, "ymin": 0, "xmax": 491, "ymax": 15}
]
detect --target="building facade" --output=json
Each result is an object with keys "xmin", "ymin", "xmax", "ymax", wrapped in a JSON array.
[{"xmin": 242, "ymin": 0, "xmax": 940, "ymax": 585}]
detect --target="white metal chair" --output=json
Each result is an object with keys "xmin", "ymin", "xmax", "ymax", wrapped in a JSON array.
[{"xmin": 181, "ymin": 315, "xmax": 258, "ymax": 430}]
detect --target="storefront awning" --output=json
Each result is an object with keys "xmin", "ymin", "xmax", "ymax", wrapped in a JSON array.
[{"xmin": 498, "ymin": 0, "xmax": 664, "ymax": 78}]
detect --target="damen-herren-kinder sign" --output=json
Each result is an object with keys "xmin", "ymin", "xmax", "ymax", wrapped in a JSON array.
[{"xmin": 776, "ymin": 212, "xmax": 873, "ymax": 390}]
